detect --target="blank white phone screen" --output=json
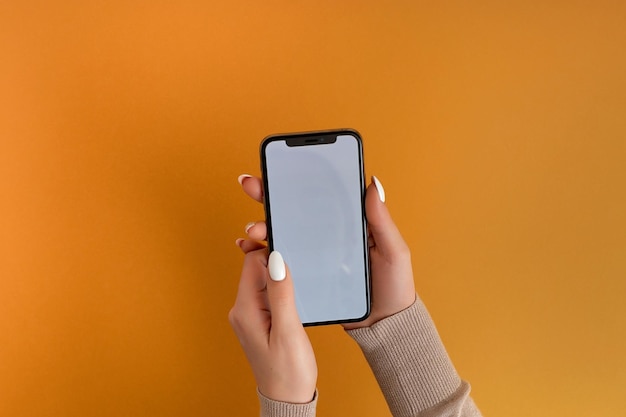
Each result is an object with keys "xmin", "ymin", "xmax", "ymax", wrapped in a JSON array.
[{"xmin": 264, "ymin": 134, "xmax": 368, "ymax": 324}]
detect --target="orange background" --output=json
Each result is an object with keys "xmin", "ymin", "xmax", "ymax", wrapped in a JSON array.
[{"xmin": 1, "ymin": 1, "xmax": 625, "ymax": 416}]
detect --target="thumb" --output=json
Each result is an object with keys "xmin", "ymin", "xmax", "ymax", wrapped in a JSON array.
[
  {"xmin": 266, "ymin": 251, "xmax": 302, "ymax": 330},
  {"xmin": 366, "ymin": 176, "xmax": 410, "ymax": 261}
]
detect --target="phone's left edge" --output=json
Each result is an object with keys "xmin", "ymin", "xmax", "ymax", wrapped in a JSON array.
[{"xmin": 259, "ymin": 134, "xmax": 280, "ymax": 254}]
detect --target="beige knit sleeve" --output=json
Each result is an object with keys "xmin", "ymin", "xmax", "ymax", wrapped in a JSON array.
[
  {"xmin": 346, "ymin": 297, "xmax": 482, "ymax": 417},
  {"xmin": 258, "ymin": 389, "xmax": 317, "ymax": 417}
]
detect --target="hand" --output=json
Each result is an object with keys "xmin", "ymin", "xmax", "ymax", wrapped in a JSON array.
[
  {"xmin": 237, "ymin": 174, "xmax": 416, "ymax": 330},
  {"xmin": 229, "ymin": 248, "xmax": 317, "ymax": 403}
]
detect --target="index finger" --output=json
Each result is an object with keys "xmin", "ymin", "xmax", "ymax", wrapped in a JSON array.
[{"xmin": 238, "ymin": 174, "xmax": 264, "ymax": 203}]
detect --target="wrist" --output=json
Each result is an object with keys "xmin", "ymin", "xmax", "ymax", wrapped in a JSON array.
[{"xmin": 342, "ymin": 293, "xmax": 417, "ymax": 330}]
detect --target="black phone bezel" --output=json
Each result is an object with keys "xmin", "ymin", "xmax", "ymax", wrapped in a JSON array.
[{"xmin": 259, "ymin": 128, "xmax": 371, "ymax": 327}]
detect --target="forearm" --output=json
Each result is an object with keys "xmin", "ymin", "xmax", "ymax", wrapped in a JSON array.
[{"xmin": 347, "ymin": 297, "xmax": 481, "ymax": 417}]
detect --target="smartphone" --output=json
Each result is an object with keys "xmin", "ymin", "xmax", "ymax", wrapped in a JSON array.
[{"xmin": 260, "ymin": 129, "xmax": 370, "ymax": 326}]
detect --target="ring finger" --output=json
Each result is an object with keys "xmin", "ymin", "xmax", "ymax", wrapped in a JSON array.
[{"xmin": 244, "ymin": 221, "xmax": 268, "ymax": 241}]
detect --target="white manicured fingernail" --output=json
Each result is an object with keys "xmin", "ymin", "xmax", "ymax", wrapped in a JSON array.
[
  {"xmin": 235, "ymin": 238, "xmax": 244, "ymax": 247},
  {"xmin": 372, "ymin": 176, "xmax": 386, "ymax": 203},
  {"xmin": 244, "ymin": 222, "xmax": 255, "ymax": 234},
  {"xmin": 268, "ymin": 251, "xmax": 286, "ymax": 281},
  {"xmin": 237, "ymin": 174, "xmax": 252, "ymax": 185}
]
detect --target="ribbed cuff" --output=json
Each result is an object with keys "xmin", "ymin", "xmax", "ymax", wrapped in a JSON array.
[
  {"xmin": 258, "ymin": 389, "xmax": 317, "ymax": 417},
  {"xmin": 346, "ymin": 297, "xmax": 461, "ymax": 417}
]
